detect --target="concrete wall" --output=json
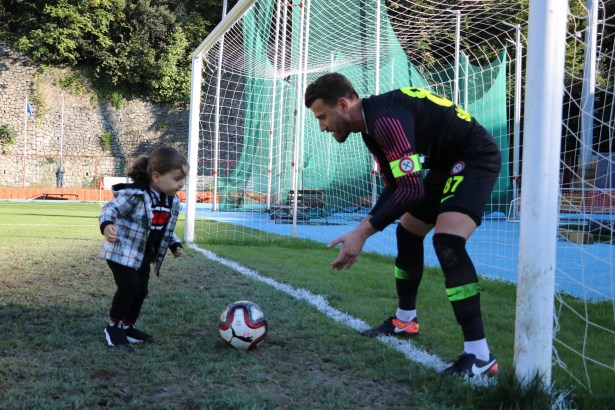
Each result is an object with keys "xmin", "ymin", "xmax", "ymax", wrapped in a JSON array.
[{"xmin": 0, "ymin": 41, "xmax": 188, "ymax": 188}]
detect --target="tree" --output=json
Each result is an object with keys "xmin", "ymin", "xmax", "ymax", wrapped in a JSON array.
[{"xmin": 0, "ymin": 0, "xmax": 234, "ymax": 103}]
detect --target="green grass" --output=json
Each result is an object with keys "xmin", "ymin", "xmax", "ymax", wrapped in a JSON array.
[{"xmin": 0, "ymin": 202, "xmax": 612, "ymax": 409}]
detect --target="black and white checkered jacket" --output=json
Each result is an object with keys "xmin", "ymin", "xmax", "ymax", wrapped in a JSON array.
[{"xmin": 98, "ymin": 181, "xmax": 182, "ymax": 275}]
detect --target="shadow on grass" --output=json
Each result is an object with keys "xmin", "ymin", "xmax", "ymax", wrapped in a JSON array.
[{"xmin": 0, "ymin": 303, "xmax": 105, "ymax": 352}]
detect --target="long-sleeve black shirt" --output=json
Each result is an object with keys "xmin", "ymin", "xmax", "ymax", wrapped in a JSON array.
[{"xmin": 361, "ymin": 87, "xmax": 491, "ymax": 230}]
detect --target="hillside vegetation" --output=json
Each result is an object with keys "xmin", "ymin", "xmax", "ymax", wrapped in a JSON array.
[{"xmin": 0, "ymin": 0, "xmax": 236, "ymax": 104}]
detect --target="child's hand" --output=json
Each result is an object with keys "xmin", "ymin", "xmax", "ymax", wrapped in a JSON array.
[
  {"xmin": 172, "ymin": 246, "xmax": 183, "ymax": 258},
  {"xmin": 103, "ymin": 224, "xmax": 118, "ymax": 242}
]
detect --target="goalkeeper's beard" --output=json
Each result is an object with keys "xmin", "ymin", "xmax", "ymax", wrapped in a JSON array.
[
  {"xmin": 333, "ymin": 130, "xmax": 350, "ymax": 143},
  {"xmin": 332, "ymin": 119, "xmax": 353, "ymax": 143}
]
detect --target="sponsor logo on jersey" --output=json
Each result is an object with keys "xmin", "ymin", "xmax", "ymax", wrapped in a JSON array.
[{"xmin": 451, "ymin": 161, "xmax": 465, "ymax": 175}]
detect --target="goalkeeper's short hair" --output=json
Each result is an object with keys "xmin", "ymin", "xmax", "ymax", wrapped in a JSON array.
[{"xmin": 304, "ymin": 73, "xmax": 359, "ymax": 108}]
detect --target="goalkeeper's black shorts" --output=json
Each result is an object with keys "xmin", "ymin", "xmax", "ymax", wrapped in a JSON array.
[{"xmin": 409, "ymin": 135, "xmax": 501, "ymax": 227}]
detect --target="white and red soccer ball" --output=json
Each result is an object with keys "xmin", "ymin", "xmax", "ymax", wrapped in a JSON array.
[{"xmin": 218, "ymin": 301, "xmax": 268, "ymax": 350}]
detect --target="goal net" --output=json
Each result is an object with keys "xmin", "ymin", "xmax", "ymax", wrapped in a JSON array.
[{"xmin": 186, "ymin": 0, "xmax": 614, "ymax": 393}]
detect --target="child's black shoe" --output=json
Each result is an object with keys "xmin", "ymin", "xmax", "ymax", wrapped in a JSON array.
[
  {"xmin": 125, "ymin": 326, "xmax": 154, "ymax": 343},
  {"xmin": 104, "ymin": 323, "xmax": 130, "ymax": 347}
]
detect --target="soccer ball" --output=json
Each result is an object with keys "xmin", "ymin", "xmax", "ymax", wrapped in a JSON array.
[{"xmin": 218, "ymin": 301, "xmax": 268, "ymax": 350}]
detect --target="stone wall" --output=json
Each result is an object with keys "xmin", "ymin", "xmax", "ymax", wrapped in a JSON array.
[{"xmin": 0, "ymin": 41, "xmax": 189, "ymax": 188}]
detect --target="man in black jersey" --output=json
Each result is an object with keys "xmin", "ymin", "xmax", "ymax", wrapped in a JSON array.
[{"xmin": 304, "ymin": 73, "xmax": 501, "ymax": 378}]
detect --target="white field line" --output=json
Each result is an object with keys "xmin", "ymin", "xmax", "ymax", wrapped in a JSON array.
[{"xmin": 189, "ymin": 243, "xmax": 453, "ymax": 374}]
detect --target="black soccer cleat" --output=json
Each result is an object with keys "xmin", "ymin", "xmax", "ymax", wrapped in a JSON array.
[
  {"xmin": 361, "ymin": 316, "xmax": 419, "ymax": 337},
  {"xmin": 440, "ymin": 353, "xmax": 499, "ymax": 377}
]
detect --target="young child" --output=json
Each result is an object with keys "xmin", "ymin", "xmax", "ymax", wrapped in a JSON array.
[{"xmin": 99, "ymin": 146, "xmax": 189, "ymax": 347}]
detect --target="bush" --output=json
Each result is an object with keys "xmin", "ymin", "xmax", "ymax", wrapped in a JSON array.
[{"xmin": 0, "ymin": 124, "xmax": 17, "ymax": 146}]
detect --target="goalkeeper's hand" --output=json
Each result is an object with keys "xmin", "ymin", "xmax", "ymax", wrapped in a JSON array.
[
  {"xmin": 328, "ymin": 217, "xmax": 377, "ymax": 270},
  {"xmin": 328, "ymin": 230, "xmax": 366, "ymax": 270}
]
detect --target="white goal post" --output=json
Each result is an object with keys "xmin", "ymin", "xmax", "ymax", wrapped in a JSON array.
[
  {"xmin": 514, "ymin": 0, "xmax": 568, "ymax": 386},
  {"xmin": 185, "ymin": 0, "xmax": 259, "ymax": 243}
]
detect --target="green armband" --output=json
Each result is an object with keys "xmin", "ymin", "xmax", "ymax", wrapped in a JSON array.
[{"xmin": 390, "ymin": 153, "xmax": 422, "ymax": 178}]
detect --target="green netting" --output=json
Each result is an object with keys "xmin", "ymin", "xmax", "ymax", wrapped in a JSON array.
[{"xmin": 217, "ymin": 0, "xmax": 510, "ymax": 215}]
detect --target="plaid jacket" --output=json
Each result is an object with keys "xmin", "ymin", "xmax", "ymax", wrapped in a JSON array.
[{"xmin": 98, "ymin": 181, "xmax": 181, "ymax": 275}]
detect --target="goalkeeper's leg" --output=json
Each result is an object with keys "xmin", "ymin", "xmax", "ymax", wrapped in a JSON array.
[
  {"xmin": 394, "ymin": 224, "xmax": 425, "ymax": 321},
  {"xmin": 361, "ymin": 217, "xmax": 430, "ymax": 337},
  {"xmin": 432, "ymin": 212, "xmax": 497, "ymax": 377}
]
